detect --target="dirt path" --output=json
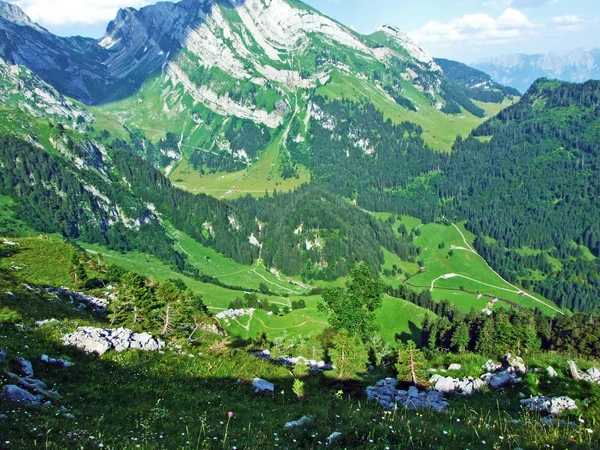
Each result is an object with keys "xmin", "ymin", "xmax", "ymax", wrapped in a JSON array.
[
  {"xmin": 430, "ymin": 224, "xmax": 566, "ymax": 316},
  {"xmin": 251, "ymin": 269, "xmax": 300, "ymax": 295}
]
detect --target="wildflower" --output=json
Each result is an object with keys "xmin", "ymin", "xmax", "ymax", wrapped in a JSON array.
[
  {"xmin": 228, "ymin": 412, "xmax": 234, "ymax": 418},
  {"xmin": 443, "ymin": 431, "xmax": 448, "ymax": 435},
  {"xmin": 579, "ymin": 418, "xmax": 585, "ymax": 424},
  {"xmin": 586, "ymin": 429, "xmax": 594, "ymax": 434}
]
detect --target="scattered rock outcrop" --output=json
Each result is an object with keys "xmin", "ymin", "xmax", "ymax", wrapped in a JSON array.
[
  {"xmin": 521, "ymin": 396, "xmax": 578, "ymax": 416},
  {"xmin": 253, "ymin": 349, "xmax": 333, "ymax": 371},
  {"xmin": 62, "ymin": 327, "xmax": 164, "ymax": 356},
  {"xmin": 429, "ymin": 353, "xmax": 527, "ymax": 396},
  {"xmin": 46, "ymin": 287, "xmax": 109, "ymax": 312},
  {"xmin": 430, "ymin": 375, "xmax": 486, "ymax": 396},
  {"xmin": 567, "ymin": 360, "xmax": 600, "ymax": 383},
  {"xmin": 252, "ymin": 377, "xmax": 274, "ymax": 394},
  {"xmin": 547, "ymin": 366, "xmax": 558, "ymax": 378},
  {"xmin": 1, "ymin": 353, "xmax": 64, "ymax": 406},
  {"xmin": 34, "ymin": 318, "xmax": 61, "ymax": 327},
  {"xmin": 366, "ymin": 378, "xmax": 450, "ymax": 412},
  {"xmin": 447, "ymin": 364, "xmax": 462, "ymax": 371},
  {"xmin": 216, "ymin": 309, "xmax": 253, "ymax": 320}
]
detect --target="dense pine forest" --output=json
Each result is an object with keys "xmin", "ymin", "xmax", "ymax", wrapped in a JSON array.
[{"xmin": 298, "ymin": 79, "xmax": 600, "ymax": 312}]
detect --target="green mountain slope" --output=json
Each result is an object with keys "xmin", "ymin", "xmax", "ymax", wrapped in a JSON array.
[
  {"xmin": 436, "ymin": 79, "xmax": 600, "ymax": 313},
  {"xmin": 0, "ymin": 0, "xmax": 517, "ymax": 200}
]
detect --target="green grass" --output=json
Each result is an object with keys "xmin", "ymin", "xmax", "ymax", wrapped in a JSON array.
[
  {"xmin": 381, "ymin": 217, "xmax": 563, "ymax": 316},
  {"xmin": 0, "ymin": 237, "xmax": 82, "ymax": 287},
  {"xmin": 163, "ymin": 222, "xmax": 305, "ymax": 296},
  {"xmin": 169, "ymin": 133, "xmax": 310, "ymax": 199},
  {"xmin": 1, "ymin": 283, "xmax": 599, "ymax": 449},
  {"xmin": 316, "ymin": 70, "xmax": 513, "ymax": 152}
]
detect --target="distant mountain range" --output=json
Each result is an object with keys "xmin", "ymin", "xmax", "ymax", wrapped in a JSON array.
[{"xmin": 472, "ymin": 49, "xmax": 600, "ymax": 93}]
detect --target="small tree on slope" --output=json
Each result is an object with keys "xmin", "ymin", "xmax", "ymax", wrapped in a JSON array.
[
  {"xmin": 396, "ymin": 340, "xmax": 427, "ymax": 386},
  {"xmin": 330, "ymin": 330, "xmax": 369, "ymax": 380}
]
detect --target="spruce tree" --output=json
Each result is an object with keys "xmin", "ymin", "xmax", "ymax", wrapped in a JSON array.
[
  {"xmin": 396, "ymin": 340, "xmax": 427, "ymax": 386},
  {"xmin": 330, "ymin": 330, "xmax": 369, "ymax": 380},
  {"xmin": 451, "ymin": 323, "xmax": 470, "ymax": 353}
]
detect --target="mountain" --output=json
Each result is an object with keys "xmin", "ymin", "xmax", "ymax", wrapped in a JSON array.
[
  {"xmin": 435, "ymin": 58, "xmax": 521, "ymax": 98},
  {"xmin": 436, "ymin": 79, "xmax": 600, "ymax": 313},
  {"xmin": 473, "ymin": 49, "xmax": 600, "ymax": 93},
  {"xmin": 0, "ymin": 0, "xmax": 518, "ymax": 194},
  {"xmin": 5, "ymin": 0, "xmax": 592, "ymax": 311}
]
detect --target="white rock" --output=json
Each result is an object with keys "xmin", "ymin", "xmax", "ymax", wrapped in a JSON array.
[{"xmin": 252, "ymin": 378, "xmax": 274, "ymax": 394}]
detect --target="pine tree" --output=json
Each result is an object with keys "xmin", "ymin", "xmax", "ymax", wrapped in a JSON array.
[
  {"xmin": 396, "ymin": 340, "xmax": 427, "ymax": 386},
  {"xmin": 330, "ymin": 330, "xmax": 369, "ymax": 380},
  {"xmin": 451, "ymin": 322, "xmax": 470, "ymax": 353}
]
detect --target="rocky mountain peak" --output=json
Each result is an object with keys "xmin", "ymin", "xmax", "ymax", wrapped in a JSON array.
[
  {"xmin": 378, "ymin": 24, "xmax": 440, "ymax": 71},
  {"xmin": 0, "ymin": 0, "xmax": 44, "ymax": 31}
]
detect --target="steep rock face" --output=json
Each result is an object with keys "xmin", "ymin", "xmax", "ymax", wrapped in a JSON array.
[
  {"xmin": 0, "ymin": 2, "xmax": 108, "ymax": 103},
  {"xmin": 473, "ymin": 49, "xmax": 600, "ymax": 93},
  {"xmin": 0, "ymin": 58, "xmax": 93, "ymax": 124},
  {"xmin": 0, "ymin": 0, "xmax": 441, "ymax": 105}
]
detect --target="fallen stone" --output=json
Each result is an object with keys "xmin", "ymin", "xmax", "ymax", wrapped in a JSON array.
[
  {"xmin": 407, "ymin": 386, "xmax": 419, "ymax": 398},
  {"xmin": 521, "ymin": 396, "xmax": 578, "ymax": 416},
  {"xmin": 546, "ymin": 366, "xmax": 558, "ymax": 378},
  {"xmin": 252, "ymin": 378, "xmax": 274, "ymax": 394},
  {"xmin": 14, "ymin": 357, "xmax": 34, "ymax": 378},
  {"xmin": 41, "ymin": 354, "xmax": 73, "ymax": 368},
  {"xmin": 434, "ymin": 376, "xmax": 456, "ymax": 394},
  {"xmin": 326, "ymin": 432, "xmax": 342, "ymax": 445},
  {"xmin": 1, "ymin": 385, "xmax": 41, "ymax": 405},
  {"xmin": 489, "ymin": 371, "xmax": 515, "ymax": 389},
  {"xmin": 448, "ymin": 364, "xmax": 462, "ymax": 371},
  {"xmin": 284, "ymin": 415, "xmax": 315, "ymax": 429}
]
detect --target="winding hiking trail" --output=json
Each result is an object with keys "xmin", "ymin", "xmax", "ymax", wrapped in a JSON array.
[{"xmin": 427, "ymin": 224, "xmax": 566, "ymax": 316}]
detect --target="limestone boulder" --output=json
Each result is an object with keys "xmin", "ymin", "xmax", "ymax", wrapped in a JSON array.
[{"xmin": 2, "ymin": 385, "xmax": 41, "ymax": 405}]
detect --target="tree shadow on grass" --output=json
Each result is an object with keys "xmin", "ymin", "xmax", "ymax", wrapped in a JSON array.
[{"xmin": 395, "ymin": 320, "xmax": 421, "ymax": 345}]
